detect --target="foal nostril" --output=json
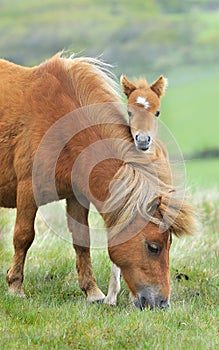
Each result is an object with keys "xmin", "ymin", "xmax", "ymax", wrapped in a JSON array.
[
  {"xmin": 135, "ymin": 134, "xmax": 146, "ymax": 143},
  {"xmin": 135, "ymin": 134, "xmax": 151, "ymax": 144}
]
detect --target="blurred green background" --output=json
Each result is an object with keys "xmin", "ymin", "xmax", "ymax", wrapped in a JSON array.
[{"xmin": 1, "ymin": 0, "xmax": 219, "ymax": 189}]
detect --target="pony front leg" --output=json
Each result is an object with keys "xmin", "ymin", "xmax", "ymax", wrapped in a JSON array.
[
  {"xmin": 7, "ymin": 182, "xmax": 37, "ymax": 296},
  {"xmin": 66, "ymin": 197, "xmax": 105, "ymax": 302},
  {"xmin": 104, "ymin": 263, "xmax": 121, "ymax": 306}
]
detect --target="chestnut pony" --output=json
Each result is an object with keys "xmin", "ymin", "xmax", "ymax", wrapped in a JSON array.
[
  {"xmin": 0, "ymin": 53, "xmax": 195, "ymax": 309},
  {"xmin": 120, "ymin": 75, "xmax": 167, "ymax": 152}
]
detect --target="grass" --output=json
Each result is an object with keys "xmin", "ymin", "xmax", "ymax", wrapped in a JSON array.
[
  {"xmin": 161, "ymin": 71, "xmax": 219, "ymax": 154},
  {"xmin": 0, "ymin": 2, "xmax": 219, "ymax": 348},
  {"xmin": 1, "ymin": 0, "xmax": 219, "ymax": 74},
  {"xmin": 0, "ymin": 190, "xmax": 218, "ymax": 349},
  {"xmin": 0, "ymin": 49, "xmax": 218, "ymax": 348},
  {"xmin": 186, "ymin": 158, "xmax": 219, "ymax": 189}
]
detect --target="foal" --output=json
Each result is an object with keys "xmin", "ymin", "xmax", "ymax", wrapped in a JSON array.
[{"xmin": 120, "ymin": 75, "xmax": 167, "ymax": 152}]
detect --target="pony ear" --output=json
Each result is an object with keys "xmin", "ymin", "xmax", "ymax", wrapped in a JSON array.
[
  {"xmin": 146, "ymin": 196, "xmax": 161, "ymax": 215},
  {"xmin": 150, "ymin": 76, "xmax": 168, "ymax": 98},
  {"xmin": 120, "ymin": 75, "xmax": 136, "ymax": 97}
]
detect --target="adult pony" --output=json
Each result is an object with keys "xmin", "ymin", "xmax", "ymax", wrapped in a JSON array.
[
  {"xmin": 0, "ymin": 53, "xmax": 195, "ymax": 309},
  {"xmin": 120, "ymin": 75, "xmax": 167, "ymax": 152}
]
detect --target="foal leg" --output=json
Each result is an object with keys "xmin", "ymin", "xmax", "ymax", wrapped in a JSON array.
[
  {"xmin": 104, "ymin": 263, "xmax": 121, "ymax": 306},
  {"xmin": 7, "ymin": 182, "xmax": 37, "ymax": 296},
  {"xmin": 66, "ymin": 197, "xmax": 105, "ymax": 302}
]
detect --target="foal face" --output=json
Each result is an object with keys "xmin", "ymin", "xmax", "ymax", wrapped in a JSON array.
[
  {"xmin": 121, "ymin": 75, "xmax": 167, "ymax": 152},
  {"xmin": 108, "ymin": 215, "xmax": 172, "ymax": 310},
  {"xmin": 127, "ymin": 102, "xmax": 158, "ymax": 152}
]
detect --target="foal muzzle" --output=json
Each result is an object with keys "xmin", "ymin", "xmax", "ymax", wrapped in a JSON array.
[{"xmin": 134, "ymin": 133, "xmax": 152, "ymax": 152}]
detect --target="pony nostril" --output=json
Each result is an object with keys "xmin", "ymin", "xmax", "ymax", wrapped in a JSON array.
[
  {"xmin": 147, "ymin": 135, "xmax": 151, "ymax": 143},
  {"xmin": 159, "ymin": 298, "xmax": 169, "ymax": 309},
  {"xmin": 135, "ymin": 134, "xmax": 139, "ymax": 142}
]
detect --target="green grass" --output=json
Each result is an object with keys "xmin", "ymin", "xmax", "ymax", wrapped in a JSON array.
[
  {"xmin": 186, "ymin": 158, "xmax": 219, "ymax": 188},
  {"xmin": 162, "ymin": 71, "xmax": 219, "ymax": 154},
  {"xmin": 1, "ymin": 0, "xmax": 219, "ymax": 159},
  {"xmin": 0, "ymin": 2, "xmax": 219, "ymax": 348},
  {"xmin": 1, "ymin": 0, "xmax": 219, "ymax": 73},
  {"xmin": 158, "ymin": 66, "xmax": 219, "ymax": 191},
  {"xmin": 0, "ymin": 190, "xmax": 218, "ymax": 349}
]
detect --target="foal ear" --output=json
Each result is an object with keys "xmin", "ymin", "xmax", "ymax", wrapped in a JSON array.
[
  {"xmin": 120, "ymin": 75, "xmax": 136, "ymax": 97},
  {"xmin": 146, "ymin": 196, "xmax": 161, "ymax": 215},
  {"xmin": 150, "ymin": 76, "xmax": 168, "ymax": 98}
]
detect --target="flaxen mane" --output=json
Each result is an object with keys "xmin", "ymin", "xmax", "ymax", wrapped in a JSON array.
[{"xmin": 102, "ymin": 141, "xmax": 196, "ymax": 237}]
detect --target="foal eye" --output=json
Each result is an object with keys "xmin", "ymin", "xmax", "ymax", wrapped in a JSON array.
[
  {"xmin": 155, "ymin": 110, "xmax": 160, "ymax": 117},
  {"xmin": 128, "ymin": 110, "xmax": 133, "ymax": 118},
  {"xmin": 146, "ymin": 242, "xmax": 161, "ymax": 254}
]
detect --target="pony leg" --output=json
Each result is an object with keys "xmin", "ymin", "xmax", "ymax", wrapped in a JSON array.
[
  {"xmin": 104, "ymin": 263, "xmax": 121, "ymax": 306},
  {"xmin": 66, "ymin": 197, "xmax": 105, "ymax": 302},
  {"xmin": 7, "ymin": 182, "xmax": 37, "ymax": 296}
]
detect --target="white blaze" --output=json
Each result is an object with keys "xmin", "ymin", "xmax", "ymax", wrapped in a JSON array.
[{"xmin": 136, "ymin": 96, "xmax": 150, "ymax": 109}]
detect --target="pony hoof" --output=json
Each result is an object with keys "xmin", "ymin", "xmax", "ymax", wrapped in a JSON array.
[
  {"xmin": 93, "ymin": 298, "xmax": 105, "ymax": 304},
  {"xmin": 103, "ymin": 297, "xmax": 117, "ymax": 306},
  {"xmin": 87, "ymin": 289, "xmax": 105, "ymax": 303},
  {"xmin": 8, "ymin": 288, "xmax": 26, "ymax": 298}
]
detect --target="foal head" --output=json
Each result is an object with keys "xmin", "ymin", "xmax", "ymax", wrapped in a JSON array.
[{"xmin": 121, "ymin": 75, "xmax": 167, "ymax": 152}]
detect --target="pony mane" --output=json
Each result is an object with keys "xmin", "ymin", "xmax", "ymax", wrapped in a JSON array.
[
  {"xmin": 60, "ymin": 53, "xmax": 122, "ymax": 106},
  {"xmin": 102, "ymin": 140, "xmax": 197, "ymax": 237},
  {"xmin": 43, "ymin": 52, "xmax": 129, "ymax": 131},
  {"xmin": 42, "ymin": 53, "xmax": 196, "ymax": 237}
]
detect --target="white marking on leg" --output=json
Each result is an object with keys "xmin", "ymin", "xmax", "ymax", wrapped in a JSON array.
[
  {"xmin": 104, "ymin": 263, "xmax": 121, "ymax": 306},
  {"xmin": 87, "ymin": 287, "xmax": 105, "ymax": 302}
]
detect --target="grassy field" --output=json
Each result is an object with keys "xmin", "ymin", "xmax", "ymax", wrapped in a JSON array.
[
  {"xmin": 0, "ymin": 39, "xmax": 218, "ymax": 350},
  {"xmin": 1, "ymin": 0, "xmax": 219, "ymax": 75},
  {"xmin": 162, "ymin": 71, "xmax": 219, "ymax": 154},
  {"xmin": 186, "ymin": 158, "xmax": 219, "ymax": 189},
  {"xmin": 0, "ymin": 1, "xmax": 218, "ymax": 348},
  {"xmin": 160, "ymin": 65, "xmax": 219, "ymax": 189},
  {"xmin": 0, "ymin": 189, "xmax": 218, "ymax": 349}
]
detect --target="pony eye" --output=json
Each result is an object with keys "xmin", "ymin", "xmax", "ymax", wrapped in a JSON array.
[
  {"xmin": 128, "ymin": 110, "xmax": 133, "ymax": 118},
  {"xmin": 146, "ymin": 242, "xmax": 161, "ymax": 254},
  {"xmin": 155, "ymin": 110, "xmax": 160, "ymax": 117}
]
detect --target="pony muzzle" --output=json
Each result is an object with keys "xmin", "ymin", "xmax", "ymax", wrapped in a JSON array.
[
  {"xmin": 134, "ymin": 133, "xmax": 152, "ymax": 152},
  {"xmin": 133, "ymin": 287, "xmax": 170, "ymax": 310}
]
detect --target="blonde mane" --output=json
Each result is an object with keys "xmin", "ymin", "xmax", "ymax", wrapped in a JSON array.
[
  {"xmin": 102, "ymin": 140, "xmax": 196, "ymax": 237},
  {"xmin": 61, "ymin": 53, "xmax": 122, "ymax": 106}
]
